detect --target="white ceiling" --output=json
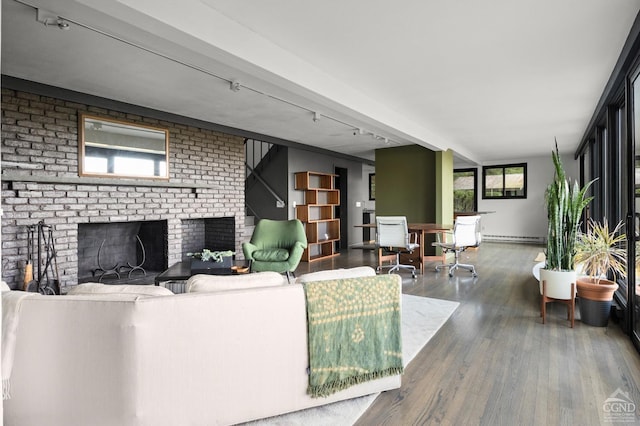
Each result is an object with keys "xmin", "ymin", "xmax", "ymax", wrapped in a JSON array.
[{"xmin": 3, "ymin": 0, "xmax": 640, "ymax": 163}]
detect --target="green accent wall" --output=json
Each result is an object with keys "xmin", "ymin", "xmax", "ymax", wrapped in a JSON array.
[
  {"xmin": 435, "ymin": 150, "xmax": 454, "ymax": 225},
  {"xmin": 375, "ymin": 145, "xmax": 436, "ymax": 222}
]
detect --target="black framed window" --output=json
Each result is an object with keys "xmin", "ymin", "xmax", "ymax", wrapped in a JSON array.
[
  {"xmin": 482, "ymin": 163, "xmax": 527, "ymax": 199},
  {"xmin": 453, "ymin": 168, "xmax": 477, "ymax": 212}
]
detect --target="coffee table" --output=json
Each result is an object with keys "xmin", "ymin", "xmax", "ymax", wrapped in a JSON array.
[{"xmin": 154, "ymin": 260, "xmax": 251, "ymax": 285}]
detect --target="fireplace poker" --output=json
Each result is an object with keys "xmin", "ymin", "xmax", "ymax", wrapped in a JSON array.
[
  {"xmin": 35, "ymin": 221, "xmax": 56, "ymax": 295},
  {"xmin": 52, "ymin": 244, "xmax": 61, "ymax": 294},
  {"xmin": 23, "ymin": 225, "xmax": 35, "ymax": 291}
]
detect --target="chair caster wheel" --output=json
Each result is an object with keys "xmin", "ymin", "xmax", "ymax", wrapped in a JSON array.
[{"xmin": 448, "ymin": 272, "xmax": 454, "ymax": 278}]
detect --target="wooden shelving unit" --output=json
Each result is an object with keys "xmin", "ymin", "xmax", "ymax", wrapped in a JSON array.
[{"xmin": 295, "ymin": 171, "xmax": 340, "ymax": 262}]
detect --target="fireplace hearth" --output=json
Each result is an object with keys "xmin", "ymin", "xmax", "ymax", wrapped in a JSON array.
[{"xmin": 77, "ymin": 221, "xmax": 168, "ymax": 284}]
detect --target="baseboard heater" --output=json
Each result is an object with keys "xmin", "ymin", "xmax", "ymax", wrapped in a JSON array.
[{"xmin": 483, "ymin": 234, "xmax": 545, "ymax": 244}]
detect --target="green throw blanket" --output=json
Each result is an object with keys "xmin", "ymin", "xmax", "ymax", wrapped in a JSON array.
[{"xmin": 303, "ymin": 274, "xmax": 403, "ymax": 398}]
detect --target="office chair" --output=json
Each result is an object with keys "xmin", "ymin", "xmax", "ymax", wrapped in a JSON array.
[
  {"xmin": 376, "ymin": 216, "xmax": 420, "ymax": 278},
  {"xmin": 433, "ymin": 215, "xmax": 481, "ymax": 277}
]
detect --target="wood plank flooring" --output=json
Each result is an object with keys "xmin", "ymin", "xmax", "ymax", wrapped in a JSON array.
[{"xmin": 294, "ymin": 242, "xmax": 640, "ymax": 425}]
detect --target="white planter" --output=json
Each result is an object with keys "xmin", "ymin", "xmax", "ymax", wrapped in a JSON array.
[{"xmin": 539, "ymin": 269, "xmax": 577, "ymax": 300}]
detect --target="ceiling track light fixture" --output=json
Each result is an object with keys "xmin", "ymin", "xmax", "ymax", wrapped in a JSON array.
[
  {"xmin": 229, "ymin": 79, "xmax": 241, "ymax": 92},
  {"xmin": 370, "ymin": 134, "xmax": 395, "ymax": 145},
  {"xmin": 44, "ymin": 18, "xmax": 70, "ymax": 30},
  {"xmin": 36, "ymin": 8, "xmax": 70, "ymax": 30},
  {"xmin": 313, "ymin": 112, "xmax": 321, "ymax": 122}
]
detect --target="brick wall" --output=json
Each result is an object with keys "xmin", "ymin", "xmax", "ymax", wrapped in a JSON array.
[{"xmin": 1, "ymin": 88, "xmax": 246, "ymax": 289}]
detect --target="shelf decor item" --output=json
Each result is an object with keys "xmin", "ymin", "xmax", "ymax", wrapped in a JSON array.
[
  {"xmin": 294, "ymin": 171, "xmax": 340, "ymax": 262},
  {"xmin": 187, "ymin": 249, "xmax": 234, "ymax": 272},
  {"xmin": 575, "ymin": 219, "xmax": 626, "ymax": 326}
]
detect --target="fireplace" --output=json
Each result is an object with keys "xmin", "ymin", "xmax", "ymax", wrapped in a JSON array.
[
  {"xmin": 181, "ymin": 217, "xmax": 236, "ymax": 260},
  {"xmin": 0, "ymin": 88, "xmax": 247, "ymax": 290},
  {"xmin": 77, "ymin": 221, "xmax": 168, "ymax": 283}
]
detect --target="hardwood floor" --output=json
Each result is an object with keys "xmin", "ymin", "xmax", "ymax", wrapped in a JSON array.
[{"xmin": 294, "ymin": 242, "xmax": 640, "ymax": 425}]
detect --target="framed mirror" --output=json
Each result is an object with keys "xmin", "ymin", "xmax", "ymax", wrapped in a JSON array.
[{"xmin": 79, "ymin": 114, "xmax": 169, "ymax": 179}]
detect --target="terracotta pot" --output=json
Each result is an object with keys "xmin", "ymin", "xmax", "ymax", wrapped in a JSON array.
[{"xmin": 576, "ymin": 277, "xmax": 618, "ymax": 301}]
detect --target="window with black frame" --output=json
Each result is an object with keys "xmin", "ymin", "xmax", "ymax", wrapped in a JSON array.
[
  {"xmin": 453, "ymin": 168, "xmax": 477, "ymax": 212},
  {"xmin": 482, "ymin": 163, "xmax": 527, "ymax": 199}
]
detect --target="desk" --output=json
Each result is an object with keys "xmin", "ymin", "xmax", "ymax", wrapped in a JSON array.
[
  {"xmin": 360, "ymin": 223, "xmax": 453, "ymax": 274},
  {"xmin": 407, "ymin": 223, "xmax": 453, "ymax": 274}
]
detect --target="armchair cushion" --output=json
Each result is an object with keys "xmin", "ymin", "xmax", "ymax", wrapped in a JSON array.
[{"xmin": 252, "ymin": 248, "xmax": 291, "ymax": 262}]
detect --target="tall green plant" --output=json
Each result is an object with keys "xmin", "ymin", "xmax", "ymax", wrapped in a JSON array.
[{"xmin": 545, "ymin": 143, "xmax": 594, "ymax": 271}]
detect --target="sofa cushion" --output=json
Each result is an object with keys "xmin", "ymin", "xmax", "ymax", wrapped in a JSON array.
[
  {"xmin": 66, "ymin": 283, "xmax": 174, "ymax": 296},
  {"xmin": 252, "ymin": 248, "xmax": 290, "ymax": 262},
  {"xmin": 1, "ymin": 281, "xmax": 10, "ymax": 292},
  {"xmin": 186, "ymin": 271, "xmax": 287, "ymax": 293},
  {"xmin": 297, "ymin": 266, "xmax": 377, "ymax": 284}
]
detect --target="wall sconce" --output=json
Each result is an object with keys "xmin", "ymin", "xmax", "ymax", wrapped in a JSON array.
[{"xmin": 313, "ymin": 112, "xmax": 321, "ymax": 122}]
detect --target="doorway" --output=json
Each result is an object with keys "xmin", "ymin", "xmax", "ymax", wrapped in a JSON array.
[{"xmin": 335, "ymin": 167, "xmax": 348, "ymax": 251}]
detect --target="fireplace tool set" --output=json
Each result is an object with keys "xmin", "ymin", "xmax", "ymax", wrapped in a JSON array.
[{"xmin": 23, "ymin": 221, "xmax": 59, "ymax": 295}]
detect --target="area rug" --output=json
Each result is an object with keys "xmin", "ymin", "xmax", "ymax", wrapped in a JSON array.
[{"xmin": 245, "ymin": 294, "xmax": 460, "ymax": 426}]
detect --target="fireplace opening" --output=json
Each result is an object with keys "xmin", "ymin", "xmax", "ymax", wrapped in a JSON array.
[
  {"xmin": 77, "ymin": 221, "xmax": 168, "ymax": 284},
  {"xmin": 181, "ymin": 217, "xmax": 236, "ymax": 261}
]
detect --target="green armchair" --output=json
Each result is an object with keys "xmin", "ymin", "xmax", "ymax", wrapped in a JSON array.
[{"xmin": 243, "ymin": 219, "xmax": 308, "ymax": 277}]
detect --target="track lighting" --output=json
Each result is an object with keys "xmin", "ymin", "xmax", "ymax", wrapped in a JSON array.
[
  {"xmin": 53, "ymin": 19, "xmax": 70, "ymax": 30},
  {"xmin": 29, "ymin": 6, "xmax": 407, "ymax": 148},
  {"xmin": 43, "ymin": 18, "xmax": 70, "ymax": 30},
  {"xmin": 36, "ymin": 9, "xmax": 70, "ymax": 30}
]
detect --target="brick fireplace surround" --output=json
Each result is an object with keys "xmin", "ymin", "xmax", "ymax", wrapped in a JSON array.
[{"xmin": 1, "ymin": 88, "xmax": 246, "ymax": 290}]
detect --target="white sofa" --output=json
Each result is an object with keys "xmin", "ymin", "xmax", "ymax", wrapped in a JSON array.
[{"xmin": 3, "ymin": 268, "xmax": 401, "ymax": 426}]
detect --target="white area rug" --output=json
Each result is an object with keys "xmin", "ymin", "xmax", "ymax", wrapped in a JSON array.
[{"xmin": 245, "ymin": 294, "xmax": 460, "ymax": 426}]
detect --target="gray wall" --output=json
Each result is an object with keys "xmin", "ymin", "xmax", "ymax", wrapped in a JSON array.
[
  {"xmin": 288, "ymin": 148, "xmax": 371, "ymax": 247},
  {"xmin": 455, "ymin": 153, "xmax": 579, "ymax": 241}
]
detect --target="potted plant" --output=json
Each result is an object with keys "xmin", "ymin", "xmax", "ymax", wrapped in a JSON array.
[
  {"xmin": 187, "ymin": 249, "xmax": 235, "ymax": 272},
  {"xmin": 540, "ymin": 143, "xmax": 593, "ymax": 309},
  {"xmin": 574, "ymin": 219, "xmax": 626, "ymax": 326}
]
